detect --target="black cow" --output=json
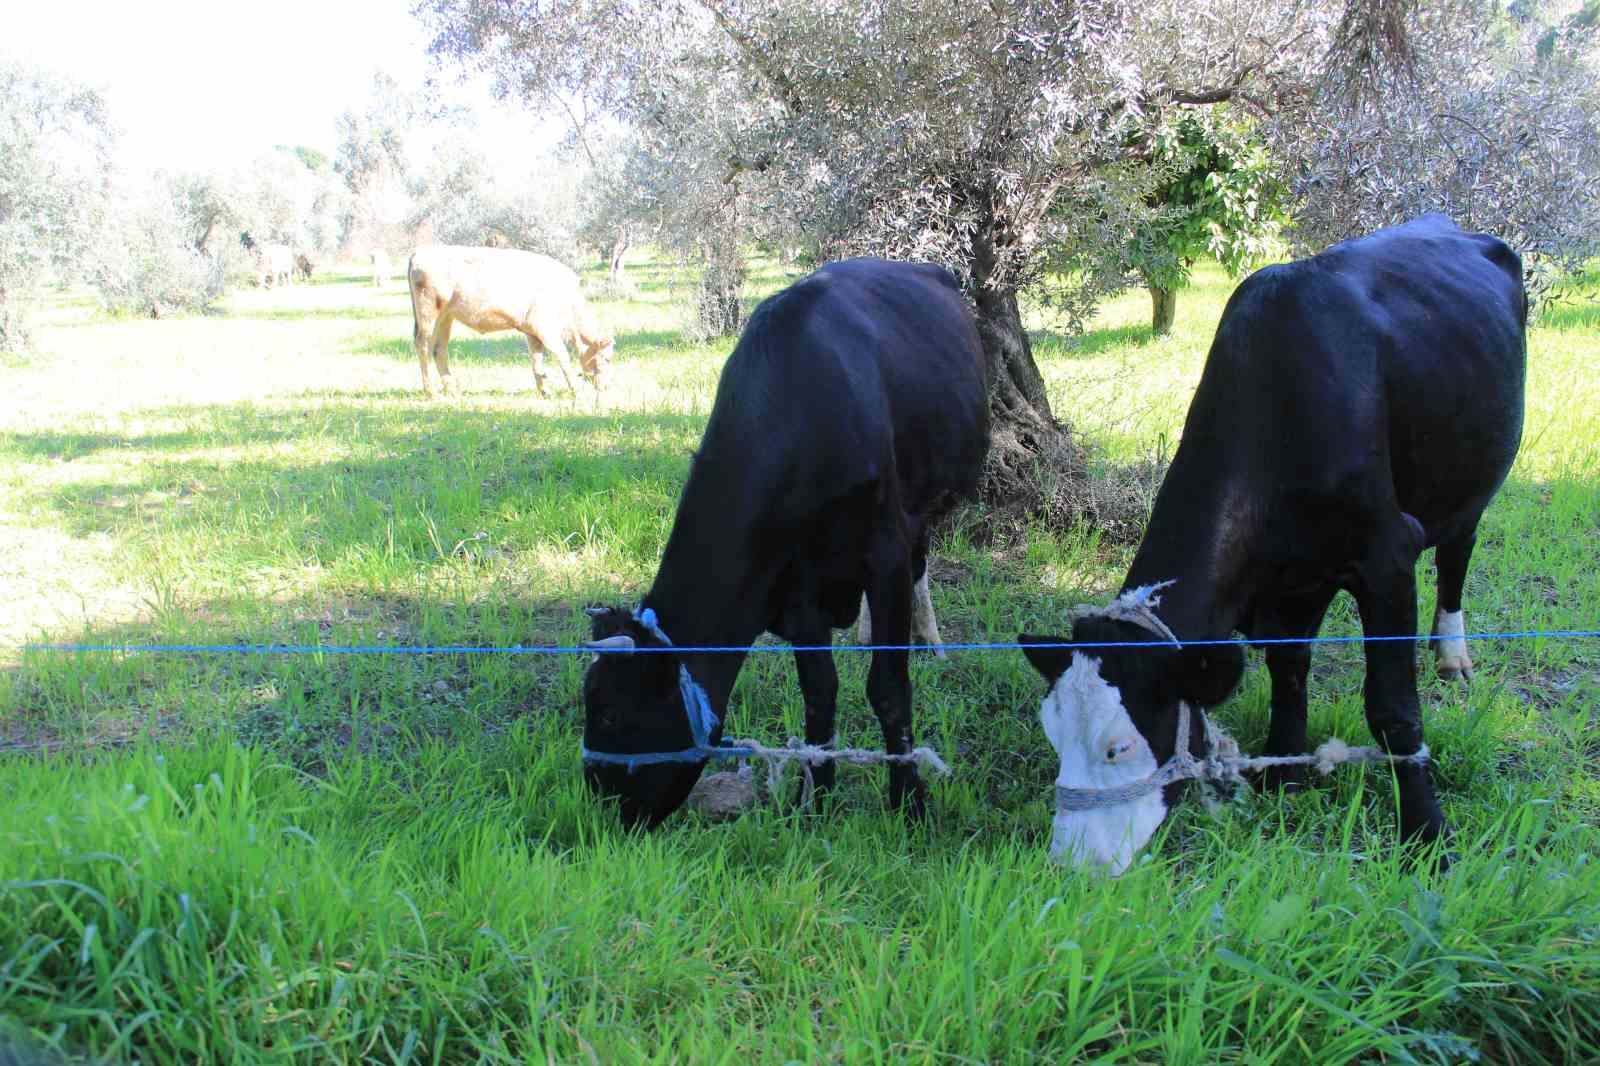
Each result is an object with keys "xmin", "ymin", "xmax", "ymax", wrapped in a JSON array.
[
  {"xmin": 1020, "ymin": 215, "xmax": 1526, "ymax": 873},
  {"xmin": 583, "ymin": 258, "xmax": 990, "ymax": 828}
]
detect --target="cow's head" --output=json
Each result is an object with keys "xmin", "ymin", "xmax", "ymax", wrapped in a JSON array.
[
  {"xmin": 1018, "ymin": 616, "xmax": 1243, "ymax": 874},
  {"xmin": 582, "ymin": 336, "xmax": 615, "ymax": 390},
  {"xmin": 581, "ymin": 607, "xmax": 708, "ymax": 828}
]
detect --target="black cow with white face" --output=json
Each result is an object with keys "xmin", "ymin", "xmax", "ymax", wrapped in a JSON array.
[
  {"xmin": 583, "ymin": 258, "xmax": 989, "ymax": 829},
  {"xmin": 1021, "ymin": 215, "xmax": 1527, "ymax": 873}
]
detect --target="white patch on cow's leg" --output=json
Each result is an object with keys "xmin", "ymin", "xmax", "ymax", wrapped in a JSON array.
[
  {"xmin": 1040, "ymin": 655, "xmax": 1169, "ymax": 875},
  {"xmin": 856, "ymin": 593, "xmax": 872, "ymax": 645},
  {"xmin": 1432, "ymin": 607, "xmax": 1474, "ymax": 680},
  {"xmin": 912, "ymin": 572, "xmax": 946, "ymax": 658}
]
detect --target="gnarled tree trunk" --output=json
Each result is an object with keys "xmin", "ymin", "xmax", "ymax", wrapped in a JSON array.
[
  {"xmin": 1149, "ymin": 285, "xmax": 1177, "ymax": 335},
  {"xmin": 968, "ymin": 263, "xmax": 1088, "ymax": 528}
]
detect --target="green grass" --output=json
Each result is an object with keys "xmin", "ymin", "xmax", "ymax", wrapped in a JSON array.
[{"xmin": 2, "ymin": 256, "xmax": 1598, "ymax": 1063}]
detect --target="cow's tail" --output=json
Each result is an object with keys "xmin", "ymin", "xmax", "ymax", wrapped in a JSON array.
[{"xmin": 407, "ymin": 254, "xmax": 426, "ymax": 350}]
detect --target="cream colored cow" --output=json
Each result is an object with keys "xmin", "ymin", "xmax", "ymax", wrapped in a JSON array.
[
  {"xmin": 370, "ymin": 250, "xmax": 391, "ymax": 287},
  {"xmin": 406, "ymin": 245, "xmax": 614, "ymax": 400},
  {"xmin": 259, "ymin": 244, "xmax": 293, "ymax": 287}
]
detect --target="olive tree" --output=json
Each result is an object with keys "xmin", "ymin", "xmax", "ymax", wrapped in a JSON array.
[
  {"xmin": 413, "ymin": 0, "xmax": 1471, "ymax": 505},
  {"xmin": 88, "ymin": 177, "xmax": 226, "ymax": 318},
  {"xmin": 1277, "ymin": 0, "xmax": 1600, "ymax": 291},
  {"xmin": 1117, "ymin": 109, "xmax": 1289, "ymax": 335},
  {"xmin": 334, "ymin": 73, "xmax": 419, "ymax": 255},
  {"xmin": 407, "ymin": 142, "xmax": 585, "ymax": 262},
  {"xmin": 0, "ymin": 62, "xmax": 112, "ymax": 351}
]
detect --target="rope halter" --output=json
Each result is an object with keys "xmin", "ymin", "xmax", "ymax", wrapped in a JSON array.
[
  {"xmin": 1052, "ymin": 582, "xmax": 1431, "ymax": 814},
  {"xmin": 580, "ymin": 606, "xmax": 723, "ymax": 770},
  {"xmin": 579, "ymin": 607, "xmax": 951, "ymax": 786}
]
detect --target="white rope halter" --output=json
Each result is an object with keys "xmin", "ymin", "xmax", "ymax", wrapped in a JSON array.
[{"xmin": 1054, "ymin": 582, "xmax": 1430, "ymax": 812}]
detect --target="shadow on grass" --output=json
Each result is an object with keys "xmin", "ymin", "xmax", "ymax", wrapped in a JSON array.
[
  {"xmin": 1032, "ymin": 323, "xmax": 1157, "ymax": 360},
  {"xmin": 352, "ymin": 326, "xmax": 693, "ymax": 366},
  {"xmin": 230, "ymin": 306, "xmax": 407, "ymax": 322},
  {"xmin": 4, "ymin": 584, "xmax": 590, "ymax": 776},
  {"xmin": 8, "ymin": 400, "xmax": 706, "ymax": 549}
]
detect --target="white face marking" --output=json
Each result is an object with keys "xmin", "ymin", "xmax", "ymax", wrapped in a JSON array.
[{"xmin": 1040, "ymin": 655, "xmax": 1168, "ymax": 875}]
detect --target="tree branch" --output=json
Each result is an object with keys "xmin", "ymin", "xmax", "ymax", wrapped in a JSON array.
[{"xmin": 694, "ymin": 0, "xmax": 807, "ymax": 115}]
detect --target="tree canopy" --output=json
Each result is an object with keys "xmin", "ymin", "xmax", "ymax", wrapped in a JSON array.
[
  {"xmin": 0, "ymin": 61, "xmax": 114, "ymax": 351},
  {"xmin": 418, "ymin": 0, "xmax": 1467, "ymax": 510}
]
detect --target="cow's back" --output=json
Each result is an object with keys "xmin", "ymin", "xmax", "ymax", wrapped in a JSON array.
[
  {"xmin": 697, "ymin": 258, "xmax": 988, "ymax": 526},
  {"xmin": 1184, "ymin": 215, "xmax": 1526, "ymax": 536},
  {"xmin": 408, "ymin": 245, "xmax": 584, "ymax": 326}
]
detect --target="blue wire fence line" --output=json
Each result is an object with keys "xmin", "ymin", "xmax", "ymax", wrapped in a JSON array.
[{"xmin": 18, "ymin": 628, "xmax": 1600, "ymax": 657}]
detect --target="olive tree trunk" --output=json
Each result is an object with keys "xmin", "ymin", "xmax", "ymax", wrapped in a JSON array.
[
  {"xmin": 968, "ymin": 274, "xmax": 1086, "ymax": 520},
  {"xmin": 608, "ymin": 225, "xmax": 630, "ymax": 285},
  {"xmin": 1149, "ymin": 285, "xmax": 1177, "ymax": 335}
]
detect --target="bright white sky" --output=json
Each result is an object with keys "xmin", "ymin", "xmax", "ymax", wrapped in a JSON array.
[{"xmin": 8, "ymin": 0, "xmax": 562, "ymax": 174}]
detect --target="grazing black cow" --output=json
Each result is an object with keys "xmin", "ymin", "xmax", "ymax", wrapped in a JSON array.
[
  {"xmin": 582, "ymin": 258, "xmax": 990, "ymax": 828},
  {"xmin": 1020, "ymin": 215, "xmax": 1527, "ymax": 873}
]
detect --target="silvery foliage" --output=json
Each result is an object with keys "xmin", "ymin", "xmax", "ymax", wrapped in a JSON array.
[
  {"xmin": 420, "ymin": 0, "xmax": 1595, "ymax": 338},
  {"xmin": 1276, "ymin": 0, "xmax": 1600, "ymax": 294},
  {"xmin": 87, "ymin": 177, "xmax": 227, "ymax": 319},
  {"xmin": 421, "ymin": 0, "xmax": 803, "ymax": 335},
  {"xmin": 0, "ymin": 61, "xmax": 112, "ymax": 351},
  {"xmin": 407, "ymin": 142, "xmax": 586, "ymax": 264},
  {"xmin": 335, "ymin": 72, "xmax": 424, "ymax": 250},
  {"xmin": 247, "ymin": 150, "xmax": 350, "ymax": 257},
  {"xmin": 422, "ymin": 0, "xmax": 1388, "ymax": 326}
]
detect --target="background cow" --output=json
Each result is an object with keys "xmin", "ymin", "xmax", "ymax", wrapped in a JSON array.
[
  {"xmin": 293, "ymin": 251, "xmax": 315, "ymax": 282},
  {"xmin": 582, "ymin": 258, "xmax": 990, "ymax": 828},
  {"xmin": 1020, "ymin": 215, "xmax": 1526, "ymax": 874},
  {"xmin": 258, "ymin": 243, "xmax": 293, "ymax": 288},
  {"xmin": 370, "ymin": 250, "xmax": 391, "ymax": 287},
  {"xmin": 406, "ymin": 245, "xmax": 614, "ymax": 400}
]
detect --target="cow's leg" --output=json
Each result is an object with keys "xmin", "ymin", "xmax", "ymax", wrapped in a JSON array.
[
  {"xmin": 864, "ymin": 519, "xmax": 923, "ymax": 818},
  {"xmin": 524, "ymin": 336, "xmax": 552, "ymax": 398},
  {"xmin": 430, "ymin": 315, "xmax": 457, "ymax": 398},
  {"xmin": 1257, "ymin": 587, "xmax": 1337, "ymax": 793},
  {"xmin": 792, "ymin": 620, "xmax": 839, "ymax": 808},
  {"xmin": 1352, "ymin": 523, "xmax": 1446, "ymax": 850},
  {"xmin": 863, "ymin": 535, "xmax": 943, "ymax": 657},
  {"xmin": 414, "ymin": 307, "xmax": 438, "ymax": 398},
  {"xmin": 549, "ymin": 335, "xmax": 581, "ymax": 395},
  {"xmin": 1432, "ymin": 530, "xmax": 1478, "ymax": 681},
  {"xmin": 525, "ymin": 323, "xmax": 580, "ymax": 396}
]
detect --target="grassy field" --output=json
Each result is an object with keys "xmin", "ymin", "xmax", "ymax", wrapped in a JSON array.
[{"xmin": 1, "ymin": 255, "xmax": 1598, "ymax": 1064}]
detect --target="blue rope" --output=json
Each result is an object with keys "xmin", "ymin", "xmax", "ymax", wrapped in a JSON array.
[{"xmin": 19, "ymin": 628, "xmax": 1600, "ymax": 656}]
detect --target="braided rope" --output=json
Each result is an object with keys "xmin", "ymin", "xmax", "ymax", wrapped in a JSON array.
[
  {"xmin": 1054, "ymin": 585, "xmax": 1432, "ymax": 813},
  {"xmin": 1054, "ymin": 702, "xmax": 1431, "ymax": 811}
]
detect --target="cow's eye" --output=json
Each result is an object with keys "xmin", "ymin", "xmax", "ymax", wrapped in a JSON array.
[{"xmin": 1106, "ymin": 739, "xmax": 1137, "ymax": 762}]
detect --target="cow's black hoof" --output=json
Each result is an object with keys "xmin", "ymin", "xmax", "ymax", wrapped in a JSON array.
[
  {"xmin": 1253, "ymin": 763, "xmax": 1307, "ymax": 795},
  {"xmin": 790, "ymin": 769, "xmax": 835, "ymax": 815},
  {"xmin": 893, "ymin": 775, "xmax": 929, "ymax": 823}
]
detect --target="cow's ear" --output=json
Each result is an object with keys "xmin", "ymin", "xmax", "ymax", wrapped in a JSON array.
[
  {"xmin": 586, "ymin": 606, "xmax": 632, "ymax": 640},
  {"xmin": 1176, "ymin": 643, "xmax": 1245, "ymax": 707},
  {"xmin": 1019, "ymin": 634, "xmax": 1074, "ymax": 683}
]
